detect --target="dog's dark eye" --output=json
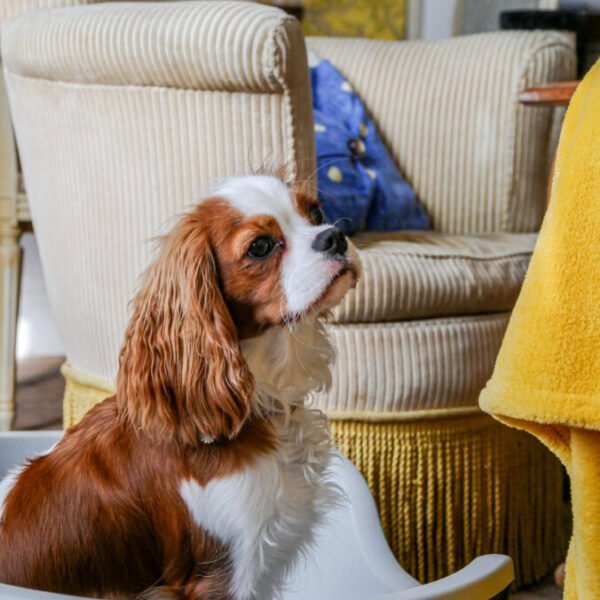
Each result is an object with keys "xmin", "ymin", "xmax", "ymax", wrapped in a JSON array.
[
  {"xmin": 247, "ymin": 236, "xmax": 276, "ymax": 259},
  {"xmin": 309, "ymin": 205, "xmax": 325, "ymax": 225}
]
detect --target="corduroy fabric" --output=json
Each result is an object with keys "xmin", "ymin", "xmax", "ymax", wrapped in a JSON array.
[
  {"xmin": 3, "ymin": 2, "xmax": 302, "ymax": 93},
  {"xmin": 331, "ymin": 416, "xmax": 566, "ymax": 588},
  {"xmin": 3, "ymin": 7, "xmax": 574, "ymax": 401},
  {"xmin": 0, "ymin": 0, "xmax": 180, "ymax": 200},
  {"xmin": 61, "ymin": 314, "xmax": 508, "ymax": 423},
  {"xmin": 0, "ymin": 0, "xmax": 98, "ymax": 26},
  {"xmin": 0, "ymin": 0, "xmax": 131, "ymax": 201},
  {"xmin": 58, "ymin": 312, "xmax": 507, "ymax": 419},
  {"xmin": 61, "ymin": 313, "xmax": 508, "ymax": 420},
  {"xmin": 2, "ymin": 1, "xmax": 316, "ymax": 186},
  {"xmin": 335, "ymin": 231, "xmax": 536, "ymax": 323},
  {"xmin": 317, "ymin": 314, "xmax": 509, "ymax": 415},
  {"xmin": 307, "ymin": 33, "xmax": 576, "ymax": 234}
]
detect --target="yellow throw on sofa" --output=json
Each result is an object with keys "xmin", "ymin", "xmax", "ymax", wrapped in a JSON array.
[{"xmin": 1, "ymin": 0, "xmax": 575, "ymax": 587}]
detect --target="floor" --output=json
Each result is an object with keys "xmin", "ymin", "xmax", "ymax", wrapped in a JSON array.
[
  {"xmin": 13, "ymin": 356, "xmax": 63, "ymax": 431},
  {"xmin": 13, "ymin": 233, "xmax": 64, "ymax": 431},
  {"xmin": 13, "ymin": 234, "xmax": 565, "ymax": 598},
  {"xmin": 513, "ymin": 575, "xmax": 562, "ymax": 600}
]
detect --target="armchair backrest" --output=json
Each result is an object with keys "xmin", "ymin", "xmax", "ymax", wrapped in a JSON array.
[{"xmin": 308, "ymin": 32, "xmax": 576, "ymax": 234}]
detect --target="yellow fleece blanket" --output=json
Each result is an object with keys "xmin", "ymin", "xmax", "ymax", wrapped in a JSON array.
[{"xmin": 479, "ymin": 62, "xmax": 600, "ymax": 600}]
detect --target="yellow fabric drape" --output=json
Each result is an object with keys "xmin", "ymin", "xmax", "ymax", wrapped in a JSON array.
[{"xmin": 480, "ymin": 60, "xmax": 600, "ymax": 599}]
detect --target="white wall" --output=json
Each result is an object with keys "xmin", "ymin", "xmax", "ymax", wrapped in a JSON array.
[
  {"xmin": 420, "ymin": 0, "xmax": 459, "ymax": 40},
  {"xmin": 17, "ymin": 234, "xmax": 64, "ymax": 358},
  {"xmin": 418, "ymin": 0, "xmax": 600, "ymax": 41}
]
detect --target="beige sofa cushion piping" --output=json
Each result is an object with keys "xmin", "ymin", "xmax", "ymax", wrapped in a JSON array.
[{"xmin": 335, "ymin": 231, "xmax": 536, "ymax": 323}]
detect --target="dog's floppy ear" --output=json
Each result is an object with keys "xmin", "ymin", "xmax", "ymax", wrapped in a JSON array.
[{"xmin": 116, "ymin": 212, "xmax": 253, "ymax": 446}]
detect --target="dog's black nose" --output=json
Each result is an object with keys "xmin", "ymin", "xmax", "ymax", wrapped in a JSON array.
[{"xmin": 312, "ymin": 227, "xmax": 348, "ymax": 257}]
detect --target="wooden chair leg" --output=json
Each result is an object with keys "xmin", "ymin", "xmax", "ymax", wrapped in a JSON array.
[{"xmin": 0, "ymin": 222, "xmax": 21, "ymax": 430}]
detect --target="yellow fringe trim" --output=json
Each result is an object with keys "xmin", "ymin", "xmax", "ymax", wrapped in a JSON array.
[
  {"xmin": 331, "ymin": 417, "xmax": 567, "ymax": 587},
  {"xmin": 61, "ymin": 364, "xmax": 566, "ymax": 588},
  {"xmin": 61, "ymin": 363, "xmax": 113, "ymax": 428}
]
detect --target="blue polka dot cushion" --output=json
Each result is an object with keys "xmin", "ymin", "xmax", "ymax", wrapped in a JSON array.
[{"xmin": 310, "ymin": 56, "xmax": 430, "ymax": 235}]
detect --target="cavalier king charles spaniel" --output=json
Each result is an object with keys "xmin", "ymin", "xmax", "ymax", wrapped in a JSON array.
[{"xmin": 0, "ymin": 176, "xmax": 361, "ymax": 599}]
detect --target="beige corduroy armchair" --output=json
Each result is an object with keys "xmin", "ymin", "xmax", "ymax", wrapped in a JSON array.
[{"xmin": 1, "ymin": 0, "xmax": 575, "ymax": 588}]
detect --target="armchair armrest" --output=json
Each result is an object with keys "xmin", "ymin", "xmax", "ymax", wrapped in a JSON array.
[
  {"xmin": 520, "ymin": 80, "xmax": 580, "ymax": 106},
  {"xmin": 0, "ymin": 2, "xmax": 114, "ymax": 207},
  {"xmin": 0, "ymin": 1, "xmax": 99, "ymax": 29},
  {"xmin": 2, "ymin": 1, "xmax": 303, "ymax": 94},
  {"xmin": 308, "ymin": 32, "xmax": 576, "ymax": 234},
  {"xmin": 2, "ymin": 0, "xmax": 316, "ymax": 187}
]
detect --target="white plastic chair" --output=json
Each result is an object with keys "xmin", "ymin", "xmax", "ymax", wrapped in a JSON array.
[{"xmin": 0, "ymin": 432, "xmax": 514, "ymax": 599}]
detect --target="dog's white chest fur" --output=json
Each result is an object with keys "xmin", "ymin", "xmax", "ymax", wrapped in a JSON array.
[{"xmin": 180, "ymin": 407, "xmax": 334, "ymax": 600}]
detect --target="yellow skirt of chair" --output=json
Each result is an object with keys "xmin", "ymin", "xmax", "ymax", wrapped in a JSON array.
[
  {"xmin": 62, "ymin": 364, "xmax": 566, "ymax": 588},
  {"xmin": 61, "ymin": 363, "xmax": 114, "ymax": 427}
]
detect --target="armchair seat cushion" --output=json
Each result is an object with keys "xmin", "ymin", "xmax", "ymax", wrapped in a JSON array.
[
  {"xmin": 316, "ymin": 313, "xmax": 509, "ymax": 416},
  {"xmin": 334, "ymin": 232, "xmax": 536, "ymax": 323}
]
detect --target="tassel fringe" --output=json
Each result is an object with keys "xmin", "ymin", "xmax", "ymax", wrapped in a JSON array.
[{"xmin": 330, "ymin": 415, "xmax": 567, "ymax": 587}]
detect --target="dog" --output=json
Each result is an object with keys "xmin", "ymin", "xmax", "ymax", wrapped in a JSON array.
[{"xmin": 0, "ymin": 175, "xmax": 361, "ymax": 599}]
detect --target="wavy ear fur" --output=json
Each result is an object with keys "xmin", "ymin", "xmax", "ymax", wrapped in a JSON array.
[{"xmin": 116, "ymin": 213, "xmax": 253, "ymax": 446}]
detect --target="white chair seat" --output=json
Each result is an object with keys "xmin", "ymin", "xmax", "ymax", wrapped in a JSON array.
[{"xmin": 0, "ymin": 432, "xmax": 513, "ymax": 600}]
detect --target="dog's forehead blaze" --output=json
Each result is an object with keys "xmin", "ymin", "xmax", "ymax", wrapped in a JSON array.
[{"xmin": 200, "ymin": 195, "xmax": 297, "ymax": 226}]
